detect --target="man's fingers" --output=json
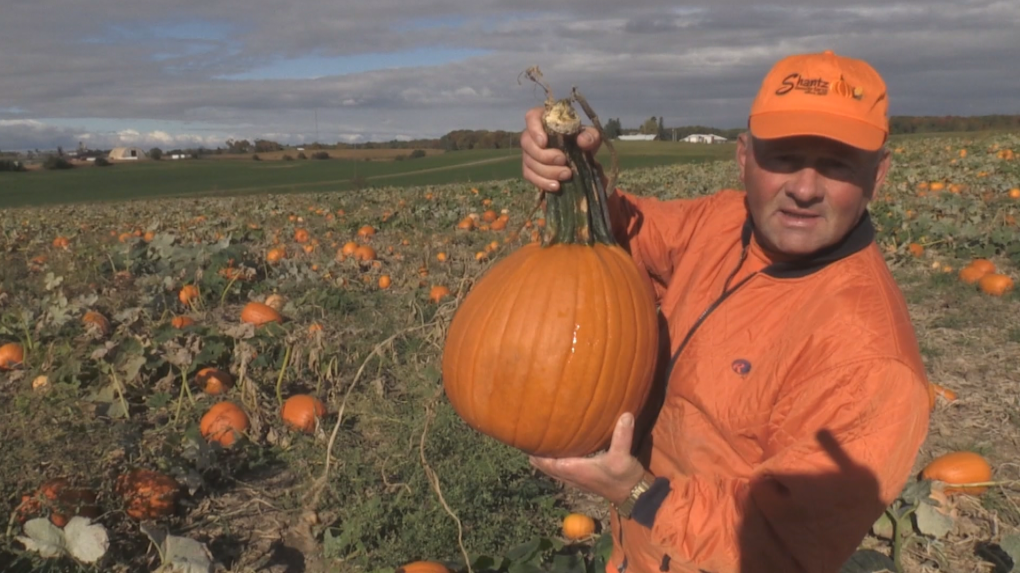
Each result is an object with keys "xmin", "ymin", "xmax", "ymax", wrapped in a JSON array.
[
  {"xmin": 577, "ymin": 127, "xmax": 602, "ymax": 152},
  {"xmin": 524, "ymin": 106, "xmax": 547, "ymax": 147},
  {"xmin": 524, "ymin": 153, "xmax": 572, "ymax": 183},
  {"xmin": 608, "ymin": 413, "xmax": 635, "ymax": 458}
]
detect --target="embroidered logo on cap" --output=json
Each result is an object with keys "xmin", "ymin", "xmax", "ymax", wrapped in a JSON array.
[{"xmin": 775, "ymin": 73, "xmax": 829, "ymax": 96}]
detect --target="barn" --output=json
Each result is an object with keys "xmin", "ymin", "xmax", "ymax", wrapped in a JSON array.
[{"xmin": 108, "ymin": 147, "xmax": 147, "ymax": 161}]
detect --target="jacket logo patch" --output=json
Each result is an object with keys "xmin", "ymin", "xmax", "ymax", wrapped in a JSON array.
[{"xmin": 731, "ymin": 359, "xmax": 752, "ymax": 375}]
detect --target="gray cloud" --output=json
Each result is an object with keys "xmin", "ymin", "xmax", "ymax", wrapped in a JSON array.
[{"xmin": 1, "ymin": 0, "xmax": 1017, "ymax": 150}]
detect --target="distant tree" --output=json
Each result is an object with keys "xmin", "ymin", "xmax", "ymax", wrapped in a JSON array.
[
  {"xmin": 149, "ymin": 147, "xmax": 163, "ymax": 160},
  {"xmin": 639, "ymin": 116, "xmax": 659, "ymax": 135},
  {"xmin": 604, "ymin": 118, "xmax": 622, "ymax": 139},
  {"xmin": 409, "ymin": 149, "xmax": 426, "ymax": 159},
  {"xmin": 43, "ymin": 156, "xmax": 73, "ymax": 170}
]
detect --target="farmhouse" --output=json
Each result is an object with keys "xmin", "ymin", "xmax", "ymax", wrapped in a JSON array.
[
  {"xmin": 108, "ymin": 147, "xmax": 147, "ymax": 161},
  {"xmin": 617, "ymin": 134, "xmax": 658, "ymax": 141},
  {"xmin": 681, "ymin": 133, "xmax": 728, "ymax": 144}
]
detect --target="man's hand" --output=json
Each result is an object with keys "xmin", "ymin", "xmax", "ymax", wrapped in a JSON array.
[
  {"xmin": 520, "ymin": 106, "xmax": 602, "ymax": 193},
  {"xmin": 528, "ymin": 413, "xmax": 647, "ymax": 505}
]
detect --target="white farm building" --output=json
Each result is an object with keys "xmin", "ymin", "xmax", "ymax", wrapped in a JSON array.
[
  {"xmin": 617, "ymin": 134, "xmax": 658, "ymax": 141},
  {"xmin": 108, "ymin": 147, "xmax": 146, "ymax": 161},
  {"xmin": 680, "ymin": 133, "xmax": 728, "ymax": 144}
]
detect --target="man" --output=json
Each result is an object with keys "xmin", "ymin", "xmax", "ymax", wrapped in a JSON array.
[{"xmin": 521, "ymin": 50, "xmax": 931, "ymax": 572}]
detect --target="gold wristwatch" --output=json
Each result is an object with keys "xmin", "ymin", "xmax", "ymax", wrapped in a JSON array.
[{"xmin": 613, "ymin": 471, "xmax": 656, "ymax": 519}]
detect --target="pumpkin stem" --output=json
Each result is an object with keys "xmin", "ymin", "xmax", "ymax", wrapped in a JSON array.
[{"xmin": 523, "ymin": 66, "xmax": 618, "ymax": 247}]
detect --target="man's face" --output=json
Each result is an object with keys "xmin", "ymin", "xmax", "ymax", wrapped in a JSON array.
[{"xmin": 737, "ymin": 132, "xmax": 891, "ymax": 259}]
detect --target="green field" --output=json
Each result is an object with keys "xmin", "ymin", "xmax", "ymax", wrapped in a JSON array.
[{"xmin": 0, "ymin": 142, "xmax": 735, "ymax": 208}]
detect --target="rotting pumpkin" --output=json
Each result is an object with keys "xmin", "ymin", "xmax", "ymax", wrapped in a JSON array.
[
  {"xmin": 115, "ymin": 468, "xmax": 180, "ymax": 520},
  {"xmin": 441, "ymin": 68, "xmax": 659, "ymax": 458}
]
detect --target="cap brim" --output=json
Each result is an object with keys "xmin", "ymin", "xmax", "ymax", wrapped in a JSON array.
[{"xmin": 749, "ymin": 110, "xmax": 887, "ymax": 151}]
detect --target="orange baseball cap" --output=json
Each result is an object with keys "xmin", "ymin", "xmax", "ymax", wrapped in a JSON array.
[{"xmin": 748, "ymin": 50, "xmax": 888, "ymax": 151}]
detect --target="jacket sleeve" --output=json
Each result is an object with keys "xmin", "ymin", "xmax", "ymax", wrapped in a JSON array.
[
  {"xmin": 606, "ymin": 188, "xmax": 719, "ymax": 304},
  {"xmin": 629, "ymin": 358, "xmax": 931, "ymax": 573}
]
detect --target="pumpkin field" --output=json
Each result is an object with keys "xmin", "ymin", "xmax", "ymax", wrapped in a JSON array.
[{"xmin": 1, "ymin": 131, "xmax": 1019, "ymax": 573}]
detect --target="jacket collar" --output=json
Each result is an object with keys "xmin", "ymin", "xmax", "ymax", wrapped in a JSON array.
[{"xmin": 740, "ymin": 210, "xmax": 876, "ymax": 279}]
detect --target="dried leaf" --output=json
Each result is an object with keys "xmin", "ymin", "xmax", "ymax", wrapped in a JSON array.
[
  {"xmin": 63, "ymin": 516, "xmax": 109, "ymax": 563},
  {"xmin": 16, "ymin": 517, "xmax": 66, "ymax": 558},
  {"xmin": 142, "ymin": 524, "xmax": 214, "ymax": 573}
]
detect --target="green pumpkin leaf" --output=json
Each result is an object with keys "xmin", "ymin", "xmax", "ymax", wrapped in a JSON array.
[{"xmin": 839, "ymin": 549, "xmax": 896, "ymax": 573}]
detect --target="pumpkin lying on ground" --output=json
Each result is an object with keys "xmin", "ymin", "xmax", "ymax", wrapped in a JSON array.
[
  {"xmin": 920, "ymin": 451, "xmax": 993, "ymax": 495},
  {"xmin": 200, "ymin": 401, "xmax": 250, "ymax": 447},
  {"xmin": 17, "ymin": 478, "xmax": 100, "ymax": 527},
  {"xmin": 240, "ymin": 301, "xmax": 283, "ymax": 325},
  {"xmin": 562, "ymin": 512, "xmax": 596, "ymax": 540},
  {"xmin": 115, "ymin": 469, "xmax": 180, "ymax": 520},
  {"xmin": 441, "ymin": 83, "xmax": 659, "ymax": 458},
  {"xmin": 0, "ymin": 341, "xmax": 24, "ymax": 370},
  {"xmin": 196, "ymin": 367, "xmax": 234, "ymax": 395},
  {"xmin": 281, "ymin": 394, "xmax": 327, "ymax": 433}
]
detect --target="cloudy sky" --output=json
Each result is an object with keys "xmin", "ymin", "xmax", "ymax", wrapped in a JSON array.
[{"xmin": 1, "ymin": 0, "xmax": 1018, "ymax": 151}]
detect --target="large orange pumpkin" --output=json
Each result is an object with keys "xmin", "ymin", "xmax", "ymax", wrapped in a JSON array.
[
  {"xmin": 920, "ymin": 451, "xmax": 993, "ymax": 495},
  {"xmin": 200, "ymin": 401, "xmax": 250, "ymax": 447},
  {"xmin": 441, "ymin": 96, "xmax": 659, "ymax": 458}
]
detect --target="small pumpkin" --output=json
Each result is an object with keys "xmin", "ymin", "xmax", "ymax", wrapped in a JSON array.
[
  {"xmin": 200, "ymin": 401, "xmax": 250, "ymax": 447},
  {"xmin": 378, "ymin": 275, "xmax": 392, "ymax": 289},
  {"xmin": 958, "ymin": 264, "xmax": 987, "ymax": 284},
  {"xmin": 115, "ymin": 469, "xmax": 180, "ymax": 520},
  {"xmin": 171, "ymin": 315, "xmax": 196, "ymax": 329},
  {"xmin": 353, "ymin": 245, "xmax": 377, "ymax": 262},
  {"xmin": 357, "ymin": 225, "xmax": 376, "ymax": 238},
  {"xmin": 281, "ymin": 394, "xmax": 327, "ymax": 433},
  {"xmin": 970, "ymin": 259, "xmax": 996, "ymax": 275},
  {"xmin": 429, "ymin": 285, "xmax": 450, "ymax": 303},
  {"xmin": 266, "ymin": 247, "xmax": 287, "ymax": 263},
  {"xmin": 241, "ymin": 301, "xmax": 283, "ymax": 325},
  {"xmin": 179, "ymin": 284, "xmax": 200, "ymax": 305},
  {"xmin": 196, "ymin": 367, "xmax": 234, "ymax": 395},
  {"xmin": 920, "ymin": 451, "xmax": 993, "ymax": 495},
  {"xmin": 978, "ymin": 273, "xmax": 1014, "ymax": 296},
  {"xmin": 82, "ymin": 310, "xmax": 111, "ymax": 335},
  {"xmin": 562, "ymin": 512, "xmax": 596, "ymax": 540},
  {"xmin": 0, "ymin": 341, "xmax": 25, "ymax": 370}
]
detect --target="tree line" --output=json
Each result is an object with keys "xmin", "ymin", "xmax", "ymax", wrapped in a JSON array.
[{"xmin": 214, "ymin": 114, "xmax": 1020, "ymax": 155}]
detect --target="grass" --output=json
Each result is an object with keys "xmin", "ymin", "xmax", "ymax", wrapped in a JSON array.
[{"xmin": 0, "ymin": 141, "xmax": 734, "ymax": 209}]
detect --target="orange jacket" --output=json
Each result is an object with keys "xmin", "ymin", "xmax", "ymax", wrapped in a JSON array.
[{"xmin": 603, "ymin": 188, "xmax": 930, "ymax": 573}]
